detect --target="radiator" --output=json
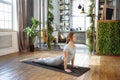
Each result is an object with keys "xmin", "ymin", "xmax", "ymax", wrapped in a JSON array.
[{"xmin": 0, "ymin": 32, "xmax": 18, "ymax": 56}]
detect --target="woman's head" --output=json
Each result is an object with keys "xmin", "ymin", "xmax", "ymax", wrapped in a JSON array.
[{"xmin": 66, "ymin": 32, "xmax": 77, "ymax": 43}]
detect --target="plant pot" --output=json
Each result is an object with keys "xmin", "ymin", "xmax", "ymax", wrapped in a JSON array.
[{"xmin": 29, "ymin": 45, "xmax": 34, "ymax": 52}]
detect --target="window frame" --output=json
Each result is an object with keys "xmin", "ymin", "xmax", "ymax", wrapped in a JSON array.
[{"xmin": 0, "ymin": 0, "xmax": 13, "ymax": 31}]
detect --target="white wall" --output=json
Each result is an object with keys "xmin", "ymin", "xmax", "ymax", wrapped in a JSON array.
[
  {"xmin": 72, "ymin": 0, "xmax": 91, "ymax": 31},
  {"xmin": 0, "ymin": 32, "xmax": 19, "ymax": 56}
]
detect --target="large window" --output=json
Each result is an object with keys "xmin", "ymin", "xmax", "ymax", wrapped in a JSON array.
[{"xmin": 0, "ymin": 0, "xmax": 13, "ymax": 30}]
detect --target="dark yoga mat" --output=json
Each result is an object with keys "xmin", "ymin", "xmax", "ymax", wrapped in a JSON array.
[{"xmin": 21, "ymin": 58, "xmax": 90, "ymax": 77}]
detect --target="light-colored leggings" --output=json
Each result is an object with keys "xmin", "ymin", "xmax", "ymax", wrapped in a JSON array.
[{"xmin": 33, "ymin": 56, "xmax": 64, "ymax": 66}]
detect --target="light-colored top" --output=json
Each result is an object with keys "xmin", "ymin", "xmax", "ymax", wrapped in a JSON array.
[
  {"xmin": 34, "ymin": 43, "xmax": 76, "ymax": 66},
  {"xmin": 63, "ymin": 43, "xmax": 76, "ymax": 63}
]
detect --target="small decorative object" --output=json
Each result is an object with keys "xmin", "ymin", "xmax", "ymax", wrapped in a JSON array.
[
  {"xmin": 42, "ymin": 28, "xmax": 47, "ymax": 44},
  {"xmin": 78, "ymin": 4, "xmax": 87, "ymax": 14},
  {"xmin": 78, "ymin": 26, "xmax": 81, "ymax": 31},
  {"xmin": 81, "ymin": 4, "xmax": 85, "ymax": 13},
  {"xmin": 78, "ymin": 4, "xmax": 82, "ymax": 9}
]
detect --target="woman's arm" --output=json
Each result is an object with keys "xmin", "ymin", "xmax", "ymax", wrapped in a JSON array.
[
  {"xmin": 64, "ymin": 51, "xmax": 72, "ymax": 72},
  {"xmin": 71, "ymin": 55, "xmax": 78, "ymax": 68},
  {"xmin": 64, "ymin": 51, "xmax": 68, "ymax": 70},
  {"xmin": 71, "ymin": 56, "xmax": 75, "ymax": 67}
]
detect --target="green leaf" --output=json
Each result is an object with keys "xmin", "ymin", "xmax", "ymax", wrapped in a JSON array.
[
  {"xmin": 98, "ymin": 22, "xmax": 120, "ymax": 55},
  {"xmin": 24, "ymin": 17, "xmax": 40, "ymax": 45},
  {"xmin": 47, "ymin": 0, "xmax": 54, "ymax": 50}
]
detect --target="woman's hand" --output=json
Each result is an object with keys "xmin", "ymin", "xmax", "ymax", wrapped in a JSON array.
[
  {"xmin": 65, "ymin": 69, "xmax": 72, "ymax": 72},
  {"xmin": 73, "ymin": 65, "xmax": 79, "ymax": 68}
]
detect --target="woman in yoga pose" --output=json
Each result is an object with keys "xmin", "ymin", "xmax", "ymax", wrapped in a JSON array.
[{"xmin": 33, "ymin": 32, "xmax": 77, "ymax": 72}]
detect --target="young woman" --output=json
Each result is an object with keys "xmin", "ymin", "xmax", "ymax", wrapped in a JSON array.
[{"xmin": 32, "ymin": 32, "xmax": 77, "ymax": 72}]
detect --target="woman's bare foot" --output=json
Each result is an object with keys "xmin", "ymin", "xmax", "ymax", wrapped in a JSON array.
[
  {"xmin": 32, "ymin": 60, "xmax": 35, "ymax": 63},
  {"xmin": 65, "ymin": 69, "xmax": 72, "ymax": 73}
]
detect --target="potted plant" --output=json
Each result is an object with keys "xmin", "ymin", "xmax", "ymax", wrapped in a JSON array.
[{"xmin": 24, "ymin": 17, "xmax": 40, "ymax": 52}]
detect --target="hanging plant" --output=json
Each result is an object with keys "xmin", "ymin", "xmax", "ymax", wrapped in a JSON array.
[
  {"xmin": 47, "ymin": 0, "xmax": 54, "ymax": 50},
  {"xmin": 87, "ymin": 0, "xmax": 95, "ymax": 53}
]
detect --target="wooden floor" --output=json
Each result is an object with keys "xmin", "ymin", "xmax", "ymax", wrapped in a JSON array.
[{"xmin": 0, "ymin": 51, "xmax": 120, "ymax": 80}]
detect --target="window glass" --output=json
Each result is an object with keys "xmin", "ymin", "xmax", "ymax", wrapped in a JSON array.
[
  {"xmin": 3, "ymin": 0, "xmax": 12, "ymax": 3},
  {"xmin": 0, "ymin": 0, "xmax": 13, "ymax": 30}
]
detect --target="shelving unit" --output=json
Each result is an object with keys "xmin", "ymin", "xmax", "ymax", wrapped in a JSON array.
[
  {"xmin": 58, "ymin": 0, "xmax": 71, "ymax": 43},
  {"xmin": 59, "ymin": 0, "xmax": 71, "ymax": 30},
  {"xmin": 98, "ymin": 0, "xmax": 114, "ymax": 20}
]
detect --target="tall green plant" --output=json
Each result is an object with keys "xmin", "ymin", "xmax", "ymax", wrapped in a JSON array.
[
  {"xmin": 24, "ymin": 17, "xmax": 39, "ymax": 45},
  {"xmin": 87, "ymin": 0, "xmax": 95, "ymax": 53},
  {"xmin": 47, "ymin": 0, "xmax": 54, "ymax": 50}
]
